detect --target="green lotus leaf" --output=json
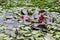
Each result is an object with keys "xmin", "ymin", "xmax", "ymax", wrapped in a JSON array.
[
  {"xmin": 55, "ymin": 35, "xmax": 60, "ymax": 38},
  {"xmin": 36, "ymin": 37, "xmax": 43, "ymax": 40},
  {"xmin": 17, "ymin": 36, "xmax": 24, "ymax": 40},
  {"xmin": 4, "ymin": 27, "xmax": 7, "ymax": 29},
  {"xmin": 44, "ymin": 15, "xmax": 47, "ymax": 18},
  {"xmin": 0, "ymin": 37, "xmax": 3, "ymax": 40},
  {"xmin": 33, "ymin": 33, "xmax": 41, "ymax": 38},
  {"xmin": 49, "ymin": 34, "xmax": 53, "ymax": 36},
  {"xmin": 12, "ymin": 28, "xmax": 16, "ymax": 31},
  {"xmin": 55, "ymin": 32, "xmax": 60, "ymax": 35},
  {"xmin": 29, "ymin": 24, "xmax": 33, "ymax": 27},
  {"xmin": 32, "ymin": 20, "xmax": 36, "ymax": 22},
  {"xmin": 50, "ymin": 30, "xmax": 54, "ymax": 34},
  {"xmin": 3, "ymin": 37, "xmax": 9, "ymax": 40},
  {"xmin": 11, "ymin": 33, "xmax": 15, "ymax": 37},
  {"xmin": 57, "ymin": 19, "xmax": 60, "ymax": 23},
  {"xmin": 0, "ymin": 27, "xmax": 4, "ymax": 29},
  {"xmin": 17, "ymin": 36, "xmax": 20, "ymax": 39},
  {"xmin": 21, "ymin": 30, "xmax": 28, "ymax": 34},
  {"xmin": 20, "ymin": 24, "xmax": 25, "ymax": 27},
  {"xmin": 54, "ymin": 27, "xmax": 57, "ymax": 29},
  {"xmin": 32, "ymin": 31, "xmax": 38, "ymax": 35},
  {"xmin": 38, "ymin": 32, "xmax": 44, "ymax": 36},
  {"xmin": 39, "ymin": 37, "xmax": 45, "ymax": 40},
  {"xmin": 0, "ymin": 33, "xmax": 7, "ymax": 37},
  {"xmin": 4, "ymin": 37, "xmax": 13, "ymax": 40},
  {"xmin": 29, "ymin": 37, "xmax": 34, "ymax": 40},
  {"xmin": 23, "ymin": 31, "xmax": 30, "ymax": 34},
  {"xmin": 24, "ymin": 27, "xmax": 30, "ymax": 30},
  {"xmin": 24, "ymin": 34, "xmax": 31, "ymax": 37},
  {"xmin": 52, "ymin": 26, "xmax": 55, "ymax": 28},
  {"xmin": 47, "ymin": 25, "xmax": 52, "ymax": 29}
]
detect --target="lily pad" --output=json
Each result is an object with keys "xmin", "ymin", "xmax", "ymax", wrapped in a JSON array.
[
  {"xmin": 55, "ymin": 32, "xmax": 60, "ymax": 35},
  {"xmin": 17, "ymin": 36, "xmax": 24, "ymax": 40},
  {"xmin": 32, "ymin": 30, "xmax": 39, "ymax": 35},
  {"xmin": 23, "ymin": 27, "xmax": 30, "ymax": 30}
]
